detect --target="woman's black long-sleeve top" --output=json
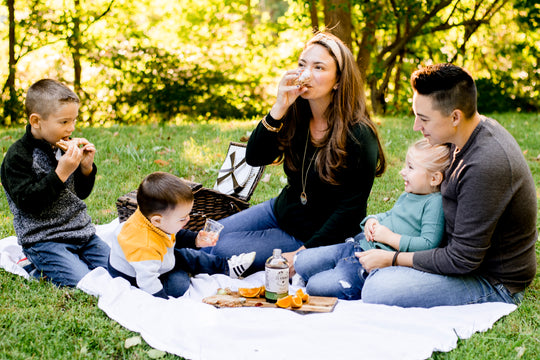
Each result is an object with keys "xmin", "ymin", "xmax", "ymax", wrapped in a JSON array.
[{"xmin": 246, "ymin": 116, "xmax": 379, "ymax": 248}]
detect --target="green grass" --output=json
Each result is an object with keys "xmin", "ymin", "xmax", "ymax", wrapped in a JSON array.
[{"xmin": 0, "ymin": 113, "xmax": 539, "ymax": 359}]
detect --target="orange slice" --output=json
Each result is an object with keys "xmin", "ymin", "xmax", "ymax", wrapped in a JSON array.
[
  {"xmin": 295, "ymin": 288, "xmax": 309, "ymax": 303},
  {"xmin": 238, "ymin": 286, "xmax": 263, "ymax": 298},
  {"xmin": 276, "ymin": 295, "xmax": 292, "ymax": 308},
  {"xmin": 291, "ymin": 295, "xmax": 303, "ymax": 308}
]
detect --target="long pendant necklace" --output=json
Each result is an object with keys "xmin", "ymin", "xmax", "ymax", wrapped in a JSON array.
[{"xmin": 300, "ymin": 128, "xmax": 317, "ymax": 205}]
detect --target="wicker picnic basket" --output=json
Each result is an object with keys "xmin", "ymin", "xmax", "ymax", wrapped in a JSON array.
[{"xmin": 115, "ymin": 142, "xmax": 265, "ymax": 232}]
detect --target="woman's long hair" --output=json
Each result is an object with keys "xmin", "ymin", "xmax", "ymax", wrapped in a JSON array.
[{"xmin": 277, "ymin": 32, "xmax": 386, "ymax": 185}]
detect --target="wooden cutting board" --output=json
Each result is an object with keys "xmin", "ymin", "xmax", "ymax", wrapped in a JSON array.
[{"xmin": 202, "ymin": 293, "xmax": 338, "ymax": 313}]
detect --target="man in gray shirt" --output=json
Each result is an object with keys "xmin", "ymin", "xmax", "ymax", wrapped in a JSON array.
[{"xmin": 357, "ymin": 63, "xmax": 537, "ymax": 307}]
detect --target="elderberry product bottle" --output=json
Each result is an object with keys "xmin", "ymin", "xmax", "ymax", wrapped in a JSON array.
[{"xmin": 264, "ymin": 249, "xmax": 289, "ymax": 303}]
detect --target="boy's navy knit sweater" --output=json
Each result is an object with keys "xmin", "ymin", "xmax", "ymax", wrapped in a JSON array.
[{"xmin": 1, "ymin": 125, "xmax": 97, "ymax": 247}]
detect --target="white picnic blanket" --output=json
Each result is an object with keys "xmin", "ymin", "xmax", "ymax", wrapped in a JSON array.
[{"xmin": 0, "ymin": 219, "xmax": 517, "ymax": 360}]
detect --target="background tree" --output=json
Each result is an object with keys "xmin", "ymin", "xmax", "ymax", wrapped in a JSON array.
[
  {"xmin": 3, "ymin": 0, "xmax": 17, "ymax": 125},
  {"xmin": 0, "ymin": 0, "xmax": 537, "ymax": 126},
  {"xmin": 312, "ymin": 0, "xmax": 514, "ymax": 114}
]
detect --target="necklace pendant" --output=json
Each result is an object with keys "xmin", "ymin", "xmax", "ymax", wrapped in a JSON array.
[{"xmin": 300, "ymin": 192, "xmax": 308, "ymax": 205}]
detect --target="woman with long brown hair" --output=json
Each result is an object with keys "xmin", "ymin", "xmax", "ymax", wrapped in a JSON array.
[{"xmin": 209, "ymin": 32, "xmax": 386, "ymax": 274}]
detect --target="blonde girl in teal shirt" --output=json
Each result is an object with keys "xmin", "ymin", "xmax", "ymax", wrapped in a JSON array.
[{"xmin": 293, "ymin": 138, "xmax": 450, "ymax": 299}]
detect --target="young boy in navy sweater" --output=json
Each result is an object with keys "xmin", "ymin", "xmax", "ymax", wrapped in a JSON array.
[{"xmin": 1, "ymin": 79, "xmax": 110, "ymax": 287}]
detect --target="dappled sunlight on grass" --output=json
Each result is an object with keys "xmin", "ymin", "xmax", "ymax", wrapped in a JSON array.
[
  {"xmin": 181, "ymin": 137, "xmax": 221, "ymax": 170},
  {"xmin": 0, "ymin": 215, "xmax": 14, "ymax": 238},
  {"xmin": 216, "ymin": 118, "xmax": 259, "ymax": 132}
]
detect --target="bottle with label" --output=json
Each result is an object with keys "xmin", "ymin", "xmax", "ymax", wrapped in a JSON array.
[{"xmin": 265, "ymin": 248, "xmax": 289, "ymax": 303}]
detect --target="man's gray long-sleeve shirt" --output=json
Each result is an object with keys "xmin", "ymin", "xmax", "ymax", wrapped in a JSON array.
[{"xmin": 413, "ymin": 117, "xmax": 537, "ymax": 294}]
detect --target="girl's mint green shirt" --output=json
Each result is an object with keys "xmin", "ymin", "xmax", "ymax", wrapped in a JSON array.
[{"xmin": 360, "ymin": 192, "xmax": 445, "ymax": 252}]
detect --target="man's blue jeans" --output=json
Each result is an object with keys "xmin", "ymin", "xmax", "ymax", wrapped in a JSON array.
[
  {"xmin": 361, "ymin": 266, "xmax": 523, "ymax": 308},
  {"xmin": 294, "ymin": 232, "xmax": 523, "ymax": 307},
  {"xmin": 23, "ymin": 234, "xmax": 110, "ymax": 287},
  {"xmin": 209, "ymin": 198, "xmax": 304, "ymax": 272},
  {"xmin": 294, "ymin": 234, "xmax": 367, "ymax": 300}
]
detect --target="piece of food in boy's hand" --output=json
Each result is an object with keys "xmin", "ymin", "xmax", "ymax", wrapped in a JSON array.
[
  {"xmin": 55, "ymin": 139, "xmax": 82, "ymax": 151},
  {"xmin": 55, "ymin": 139, "xmax": 70, "ymax": 151}
]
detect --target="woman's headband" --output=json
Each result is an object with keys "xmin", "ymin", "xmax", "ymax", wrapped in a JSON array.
[{"xmin": 307, "ymin": 33, "xmax": 344, "ymax": 71}]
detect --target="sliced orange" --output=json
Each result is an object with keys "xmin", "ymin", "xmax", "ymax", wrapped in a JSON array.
[
  {"xmin": 291, "ymin": 295, "xmax": 303, "ymax": 308},
  {"xmin": 257, "ymin": 286, "xmax": 265, "ymax": 298},
  {"xmin": 295, "ymin": 288, "xmax": 309, "ymax": 303},
  {"xmin": 238, "ymin": 286, "xmax": 263, "ymax": 298},
  {"xmin": 276, "ymin": 295, "xmax": 292, "ymax": 308}
]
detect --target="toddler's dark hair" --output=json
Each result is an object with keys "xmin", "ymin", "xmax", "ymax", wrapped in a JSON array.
[{"xmin": 137, "ymin": 172, "xmax": 194, "ymax": 218}]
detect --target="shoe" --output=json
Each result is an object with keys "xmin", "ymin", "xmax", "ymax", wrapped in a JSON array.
[
  {"xmin": 17, "ymin": 257, "xmax": 35, "ymax": 273},
  {"xmin": 228, "ymin": 251, "xmax": 256, "ymax": 279}
]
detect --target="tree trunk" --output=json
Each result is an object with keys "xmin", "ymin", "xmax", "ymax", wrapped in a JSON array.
[
  {"xmin": 322, "ymin": 0, "xmax": 352, "ymax": 48},
  {"xmin": 308, "ymin": 0, "xmax": 319, "ymax": 33},
  {"xmin": 392, "ymin": 50, "xmax": 405, "ymax": 113},
  {"xmin": 245, "ymin": 0, "xmax": 253, "ymax": 45},
  {"xmin": 72, "ymin": 0, "xmax": 82, "ymax": 95},
  {"xmin": 4, "ymin": 0, "xmax": 17, "ymax": 125},
  {"xmin": 356, "ymin": 2, "xmax": 382, "ymax": 85},
  {"xmin": 369, "ymin": 0, "xmax": 452, "ymax": 114}
]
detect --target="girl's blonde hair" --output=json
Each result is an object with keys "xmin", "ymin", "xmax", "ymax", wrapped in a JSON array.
[{"xmin": 408, "ymin": 138, "xmax": 451, "ymax": 176}]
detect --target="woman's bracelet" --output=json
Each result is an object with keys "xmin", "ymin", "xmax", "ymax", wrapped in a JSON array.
[
  {"xmin": 261, "ymin": 115, "xmax": 283, "ymax": 133},
  {"xmin": 392, "ymin": 250, "xmax": 401, "ymax": 266}
]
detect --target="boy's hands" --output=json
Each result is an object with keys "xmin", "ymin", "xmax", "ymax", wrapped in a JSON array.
[
  {"xmin": 55, "ymin": 138, "xmax": 95, "ymax": 182},
  {"xmin": 77, "ymin": 138, "xmax": 96, "ymax": 175}
]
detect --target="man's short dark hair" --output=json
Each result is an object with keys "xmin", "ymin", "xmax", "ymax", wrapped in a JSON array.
[
  {"xmin": 411, "ymin": 63, "xmax": 477, "ymax": 118},
  {"xmin": 137, "ymin": 172, "xmax": 194, "ymax": 218}
]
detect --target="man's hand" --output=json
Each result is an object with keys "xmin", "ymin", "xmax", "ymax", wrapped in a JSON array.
[{"xmin": 355, "ymin": 249, "xmax": 394, "ymax": 272}]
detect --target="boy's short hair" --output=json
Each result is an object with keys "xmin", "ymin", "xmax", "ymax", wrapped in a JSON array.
[
  {"xmin": 137, "ymin": 172, "xmax": 194, "ymax": 218},
  {"xmin": 25, "ymin": 79, "xmax": 80, "ymax": 120},
  {"xmin": 411, "ymin": 63, "xmax": 477, "ymax": 119}
]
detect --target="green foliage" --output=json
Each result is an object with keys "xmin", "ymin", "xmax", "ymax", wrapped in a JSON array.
[
  {"xmin": 477, "ymin": 77, "xmax": 539, "ymax": 113},
  {"xmin": 96, "ymin": 45, "xmax": 263, "ymax": 123},
  {"xmin": 1, "ymin": 0, "xmax": 539, "ymax": 127}
]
